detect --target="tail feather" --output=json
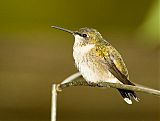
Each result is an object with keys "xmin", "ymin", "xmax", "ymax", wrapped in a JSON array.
[{"xmin": 118, "ymin": 89, "xmax": 139, "ymax": 104}]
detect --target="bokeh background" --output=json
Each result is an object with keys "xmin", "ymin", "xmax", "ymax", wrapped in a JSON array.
[{"xmin": 0, "ymin": 0, "xmax": 159, "ymax": 121}]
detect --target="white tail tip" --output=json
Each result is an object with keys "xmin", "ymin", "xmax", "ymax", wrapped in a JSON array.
[{"xmin": 124, "ymin": 98, "xmax": 132, "ymax": 104}]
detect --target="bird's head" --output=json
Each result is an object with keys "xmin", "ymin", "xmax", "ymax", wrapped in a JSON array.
[{"xmin": 51, "ymin": 26, "xmax": 103, "ymax": 45}]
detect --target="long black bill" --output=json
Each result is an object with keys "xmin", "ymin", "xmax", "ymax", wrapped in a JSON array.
[{"xmin": 51, "ymin": 26, "xmax": 74, "ymax": 34}]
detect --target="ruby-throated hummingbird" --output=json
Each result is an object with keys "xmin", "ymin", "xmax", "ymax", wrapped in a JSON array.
[{"xmin": 52, "ymin": 26, "xmax": 139, "ymax": 104}]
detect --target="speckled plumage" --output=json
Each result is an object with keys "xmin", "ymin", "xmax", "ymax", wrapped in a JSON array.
[
  {"xmin": 52, "ymin": 26, "xmax": 139, "ymax": 104},
  {"xmin": 73, "ymin": 28, "xmax": 128, "ymax": 83},
  {"xmin": 73, "ymin": 28, "xmax": 139, "ymax": 104}
]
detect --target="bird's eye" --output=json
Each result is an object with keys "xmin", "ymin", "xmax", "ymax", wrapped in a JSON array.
[{"xmin": 82, "ymin": 34, "xmax": 87, "ymax": 38}]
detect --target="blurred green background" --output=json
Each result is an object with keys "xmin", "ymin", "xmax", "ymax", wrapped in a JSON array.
[{"xmin": 0, "ymin": 0, "xmax": 159, "ymax": 121}]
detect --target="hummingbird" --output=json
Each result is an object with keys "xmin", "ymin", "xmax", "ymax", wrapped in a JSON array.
[{"xmin": 52, "ymin": 26, "xmax": 139, "ymax": 104}]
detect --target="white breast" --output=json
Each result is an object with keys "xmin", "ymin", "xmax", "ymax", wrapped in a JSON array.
[
  {"xmin": 73, "ymin": 43, "xmax": 101, "ymax": 83},
  {"xmin": 73, "ymin": 35, "xmax": 121, "ymax": 84},
  {"xmin": 74, "ymin": 44, "xmax": 95, "ymax": 54}
]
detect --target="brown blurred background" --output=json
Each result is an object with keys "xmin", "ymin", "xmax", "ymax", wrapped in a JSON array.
[{"xmin": 0, "ymin": 0, "xmax": 159, "ymax": 121}]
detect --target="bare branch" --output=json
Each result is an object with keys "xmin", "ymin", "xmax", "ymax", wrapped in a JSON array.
[
  {"xmin": 51, "ymin": 72, "xmax": 160, "ymax": 121},
  {"xmin": 51, "ymin": 84, "xmax": 57, "ymax": 121},
  {"xmin": 58, "ymin": 72, "xmax": 160, "ymax": 96}
]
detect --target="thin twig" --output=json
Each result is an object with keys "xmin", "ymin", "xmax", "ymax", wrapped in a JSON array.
[
  {"xmin": 59, "ymin": 72, "xmax": 160, "ymax": 96},
  {"xmin": 51, "ymin": 72, "xmax": 160, "ymax": 121},
  {"xmin": 51, "ymin": 84, "xmax": 57, "ymax": 121}
]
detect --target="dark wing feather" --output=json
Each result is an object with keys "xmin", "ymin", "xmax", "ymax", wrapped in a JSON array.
[
  {"xmin": 105, "ymin": 53, "xmax": 134, "ymax": 85},
  {"xmin": 95, "ymin": 44, "xmax": 134, "ymax": 85}
]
